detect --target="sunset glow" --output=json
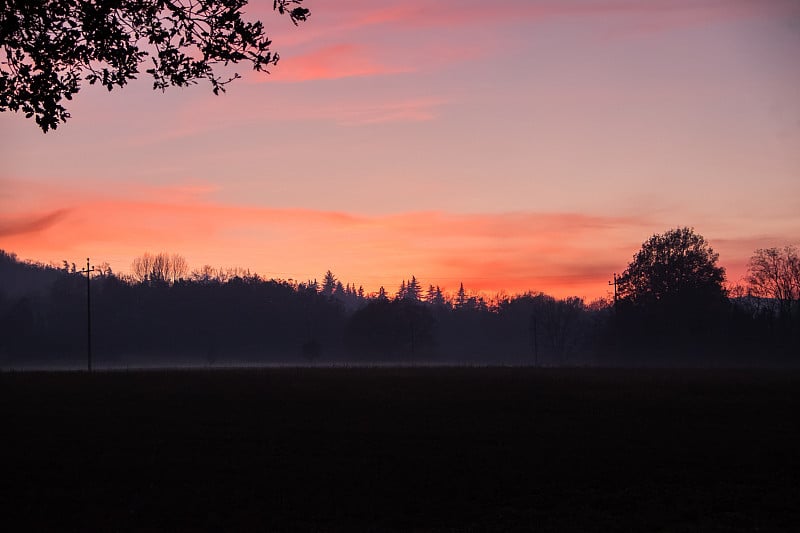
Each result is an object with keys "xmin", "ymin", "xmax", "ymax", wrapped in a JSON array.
[{"xmin": 2, "ymin": 0, "xmax": 799, "ymax": 300}]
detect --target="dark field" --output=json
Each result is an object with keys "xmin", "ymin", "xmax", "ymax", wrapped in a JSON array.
[{"xmin": 2, "ymin": 368, "xmax": 799, "ymax": 532}]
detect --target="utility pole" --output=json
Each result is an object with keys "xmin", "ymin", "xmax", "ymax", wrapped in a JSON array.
[
  {"xmin": 608, "ymin": 273, "xmax": 619, "ymax": 304},
  {"xmin": 80, "ymin": 258, "xmax": 95, "ymax": 372}
]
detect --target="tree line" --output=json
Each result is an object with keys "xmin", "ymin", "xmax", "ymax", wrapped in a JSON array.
[{"xmin": 1, "ymin": 228, "xmax": 798, "ymax": 368}]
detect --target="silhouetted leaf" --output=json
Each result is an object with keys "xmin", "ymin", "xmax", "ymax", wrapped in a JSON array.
[{"xmin": 0, "ymin": 0, "xmax": 309, "ymax": 132}]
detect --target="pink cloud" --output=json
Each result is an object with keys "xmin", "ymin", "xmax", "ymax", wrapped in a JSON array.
[
  {"xmin": 252, "ymin": 43, "xmax": 411, "ymax": 82},
  {"xmin": 233, "ymin": 0, "xmax": 800, "ymax": 84}
]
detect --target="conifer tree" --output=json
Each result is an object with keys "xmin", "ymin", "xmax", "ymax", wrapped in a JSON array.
[
  {"xmin": 322, "ymin": 270, "xmax": 336, "ymax": 297},
  {"xmin": 406, "ymin": 276, "xmax": 422, "ymax": 302},
  {"xmin": 434, "ymin": 286, "xmax": 445, "ymax": 306},
  {"xmin": 456, "ymin": 282, "xmax": 467, "ymax": 309},
  {"xmin": 426, "ymin": 284, "xmax": 436, "ymax": 304},
  {"xmin": 397, "ymin": 280, "xmax": 407, "ymax": 301}
]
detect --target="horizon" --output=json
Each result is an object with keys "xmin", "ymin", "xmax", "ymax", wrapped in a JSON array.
[{"xmin": 0, "ymin": 233, "xmax": 780, "ymax": 303}]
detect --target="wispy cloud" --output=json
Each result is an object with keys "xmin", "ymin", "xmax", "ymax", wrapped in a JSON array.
[
  {"xmin": 341, "ymin": 0, "xmax": 798, "ymax": 30},
  {"xmin": 0, "ymin": 209, "xmax": 71, "ymax": 238},
  {"xmin": 132, "ymin": 92, "xmax": 448, "ymax": 143},
  {"xmin": 331, "ymin": 97, "xmax": 444, "ymax": 125},
  {"xmin": 245, "ymin": 0, "xmax": 800, "ymax": 94},
  {"xmin": 264, "ymin": 43, "xmax": 412, "ymax": 82}
]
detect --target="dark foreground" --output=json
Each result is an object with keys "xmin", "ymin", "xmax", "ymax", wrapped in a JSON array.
[{"xmin": 1, "ymin": 368, "xmax": 799, "ymax": 532}]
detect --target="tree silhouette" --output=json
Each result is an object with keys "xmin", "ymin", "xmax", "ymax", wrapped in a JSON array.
[
  {"xmin": 424, "ymin": 284, "xmax": 446, "ymax": 306},
  {"xmin": 455, "ymin": 282, "xmax": 467, "ymax": 309},
  {"xmin": 747, "ymin": 246, "xmax": 800, "ymax": 320},
  {"xmin": 1, "ymin": 0, "xmax": 309, "ymax": 131},
  {"xmin": 615, "ymin": 228, "xmax": 728, "ymax": 357},
  {"xmin": 321, "ymin": 270, "xmax": 336, "ymax": 297},
  {"xmin": 617, "ymin": 227, "xmax": 726, "ymax": 308},
  {"xmin": 495, "ymin": 292, "xmax": 586, "ymax": 364},
  {"xmin": 334, "ymin": 280, "xmax": 345, "ymax": 297},
  {"xmin": 131, "ymin": 252, "xmax": 188, "ymax": 284},
  {"xmin": 396, "ymin": 280, "xmax": 407, "ymax": 301},
  {"xmin": 405, "ymin": 276, "xmax": 422, "ymax": 302},
  {"xmin": 3, "ymin": 240, "xmax": 792, "ymax": 367},
  {"xmin": 345, "ymin": 299, "xmax": 436, "ymax": 359},
  {"xmin": 433, "ymin": 286, "xmax": 445, "ymax": 306},
  {"xmin": 190, "ymin": 264, "xmax": 218, "ymax": 284},
  {"xmin": 168, "ymin": 254, "xmax": 188, "ymax": 284},
  {"xmin": 377, "ymin": 286, "xmax": 388, "ymax": 301}
]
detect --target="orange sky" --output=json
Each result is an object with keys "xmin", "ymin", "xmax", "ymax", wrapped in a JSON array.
[
  {"xmin": 1, "ymin": 178, "xmax": 791, "ymax": 299},
  {"xmin": 1, "ymin": 0, "xmax": 799, "ymax": 300}
]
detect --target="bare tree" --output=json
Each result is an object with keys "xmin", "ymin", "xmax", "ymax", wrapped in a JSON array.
[
  {"xmin": 151, "ymin": 253, "xmax": 170, "ymax": 282},
  {"xmin": 131, "ymin": 252, "xmax": 188, "ymax": 284},
  {"xmin": 221, "ymin": 266, "xmax": 252, "ymax": 281},
  {"xmin": 169, "ymin": 254, "xmax": 189, "ymax": 283},
  {"xmin": 131, "ymin": 252, "xmax": 155, "ymax": 283},
  {"xmin": 96, "ymin": 261, "xmax": 113, "ymax": 278},
  {"xmin": 191, "ymin": 265, "xmax": 218, "ymax": 284},
  {"xmin": 747, "ymin": 246, "xmax": 800, "ymax": 319}
]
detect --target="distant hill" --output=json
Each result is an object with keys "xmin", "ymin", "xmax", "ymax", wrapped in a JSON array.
[{"xmin": 0, "ymin": 250, "xmax": 70, "ymax": 299}]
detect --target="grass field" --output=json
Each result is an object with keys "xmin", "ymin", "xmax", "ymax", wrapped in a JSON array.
[{"xmin": 1, "ymin": 367, "xmax": 799, "ymax": 532}]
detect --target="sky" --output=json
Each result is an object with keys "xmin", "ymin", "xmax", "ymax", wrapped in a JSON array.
[{"xmin": 1, "ymin": 0, "xmax": 799, "ymax": 300}]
